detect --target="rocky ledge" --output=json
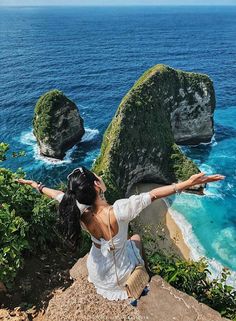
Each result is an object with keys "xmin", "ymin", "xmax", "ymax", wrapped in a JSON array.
[
  {"xmin": 33, "ymin": 90, "xmax": 85, "ymax": 159},
  {"xmin": 42, "ymin": 254, "xmax": 230, "ymax": 321}
]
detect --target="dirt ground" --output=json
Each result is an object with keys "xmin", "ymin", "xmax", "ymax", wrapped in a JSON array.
[{"xmin": 0, "ymin": 247, "xmax": 81, "ymax": 320}]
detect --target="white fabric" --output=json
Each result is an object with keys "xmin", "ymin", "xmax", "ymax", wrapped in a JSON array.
[{"xmin": 54, "ymin": 191, "xmax": 152, "ymax": 300}]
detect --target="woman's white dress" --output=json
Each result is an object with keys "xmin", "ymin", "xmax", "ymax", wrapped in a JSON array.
[{"xmin": 55, "ymin": 192, "xmax": 152, "ymax": 301}]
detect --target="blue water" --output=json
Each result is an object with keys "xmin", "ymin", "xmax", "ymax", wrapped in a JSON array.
[{"xmin": 0, "ymin": 6, "xmax": 236, "ymax": 279}]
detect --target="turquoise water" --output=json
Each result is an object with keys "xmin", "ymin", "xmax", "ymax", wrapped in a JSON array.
[
  {"xmin": 0, "ymin": 6, "xmax": 235, "ymax": 280},
  {"xmin": 169, "ymin": 106, "xmax": 236, "ymax": 283}
]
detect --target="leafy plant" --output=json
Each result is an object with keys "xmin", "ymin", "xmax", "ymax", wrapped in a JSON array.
[
  {"xmin": 0, "ymin": 167, "xmax": 59, "ymax": 284},
  {"xmin": 0, "ymin": 148, "xmax": 92, "ymax": 286},
  {"xmin": 0, "ymin": 143, "xmax": 9, "ymax": 162},
  {"xmin": 0, "ymin": 203, "xmax": 29, "ymax": 286},
  {"xmin": 0, "ymin": 168, "xmax": 58, "ymax": 246}
]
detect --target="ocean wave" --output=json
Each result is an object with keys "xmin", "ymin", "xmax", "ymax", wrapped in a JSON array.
[
  {"xmin": 181, "ymin": 135, "xmax": 217, "ymax": 148},
  {"xmin": 199, "ymin": 134, "xmax": 217, "ymax": 147},
  {"xmin": 20, "ymin": 130, "xmax": 74, "ymax": 165},
  {"xmin": 199, "ymin": 163, "xmax": 215, "ymax": 174},
  {"xmin": 203, "ymin": 190, "xmax": 225, "ymax": 200},
  {"xmin": 20, "ymin": 130, "xmax": 37, "ymax": 145},
  {"xmin": 164, "ymin": 198, "xmax": 236, "ymax": 289},
  {"xmin": 20, "ymin": 127, "xmax": 99, "ymax": 165},
  {"xmin": 81, "ymin": 128, "xmax": 99, "ymax": 143},
  {"xmin": 196, "ymin": 163, "xmax": 226, "ymax": 199}
]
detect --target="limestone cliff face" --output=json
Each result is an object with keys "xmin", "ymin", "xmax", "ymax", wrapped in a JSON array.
[
  {"xmin": 162, "ymin": 66, "xmax": 215, "ymax": 144},
  {"xmin": 93, "ymin": 65, "xmax": 215, "ymax": 202},
  {"xmin": 33, "ymin": 90, "xmax": 85, "ymax": 159}
]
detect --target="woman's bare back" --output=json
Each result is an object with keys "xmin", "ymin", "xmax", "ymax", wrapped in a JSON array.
[{"xmin": 81, "ymin": 207, "xmax": 119, "ymax": 241}]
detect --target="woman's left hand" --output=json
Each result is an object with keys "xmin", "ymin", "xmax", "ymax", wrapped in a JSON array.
[{"xmin": 187, "ymin": 172, "xmax": 225, "ymax": 187}]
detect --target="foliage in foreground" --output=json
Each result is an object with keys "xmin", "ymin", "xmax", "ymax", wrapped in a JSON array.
[
  {"xmin": 0, "ymin": 167, "xmax": 58, "ymax": 286},
  {"xmin": 0, "ymin": 143, "xmax": 9, "ymax": 162},
  {"xmin": 0, "ymin": 167, "xmax": 92, "ymax": 287},
  {"xmin": 0, "ymin": 142, "xmax": 92, "ymax": 288},
  {"xmin": 142, "ymin": 224, "xmax": 236, "ymax": 320}
]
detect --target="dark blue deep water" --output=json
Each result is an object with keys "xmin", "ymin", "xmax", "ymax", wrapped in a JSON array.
[{"xmin": 0, "ymin": 6, "xmax": 236, "ymax": 281}]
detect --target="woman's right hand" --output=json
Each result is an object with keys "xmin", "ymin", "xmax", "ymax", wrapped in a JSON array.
[{"xmin": 16, "ymin": 178, "xmax": 38, "ymax": 189}]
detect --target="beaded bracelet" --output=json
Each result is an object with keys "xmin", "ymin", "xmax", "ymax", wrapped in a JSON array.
[
  {"xmin": 172, "ymin": 183, "xmax": 182, "ymax": 195},
  {"xmin": 37, "ymin": 181, "xmax": 45, "ymax": 194}
]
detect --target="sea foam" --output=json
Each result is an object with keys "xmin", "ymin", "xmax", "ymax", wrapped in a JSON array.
[
  {"xmin": 164, "ymin": 198, "xmax": 236, "ymax": 289},
  {"xmin": 20, "ymin": 127, "xmax": 99, "ymax": 165}
]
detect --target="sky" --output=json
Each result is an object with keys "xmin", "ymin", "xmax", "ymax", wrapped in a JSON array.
[{"xmin": 0, "ymin": 0, "xmax": 236, "ymax": 6}]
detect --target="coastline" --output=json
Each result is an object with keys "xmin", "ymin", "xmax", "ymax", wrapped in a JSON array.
[
  {"xmin": 131, "ymin": 183, "xmax": 236, "ymax": 289},
  {"xmin": 130, "ymin": 183, "xmax": 191, "ymax": 261}
]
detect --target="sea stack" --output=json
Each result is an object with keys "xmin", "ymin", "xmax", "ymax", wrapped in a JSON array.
[
  {"xmin": 33, "ymin": 90, "xmax": 85, "ymax": 159},
  {"xmin": 93, "ymin": 64, "xmax": 215, "ymax": 202}
]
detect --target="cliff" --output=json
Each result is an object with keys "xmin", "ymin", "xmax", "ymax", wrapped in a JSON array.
[
  {"xmin": 93, "ymin": 65, "xmax": 215, "ymax": 202},
  {"xmin": 33, "ymin": 90, "xmax": 85, "ymax": 159}
]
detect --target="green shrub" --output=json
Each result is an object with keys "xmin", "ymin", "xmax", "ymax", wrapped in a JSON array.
[
  {"xmin": 148, "ymin": 252, "xmax": 210, "ymax": 295},
  {"xmin": 0, "ymin": 166, "xmax": 59, "ymax": 284},
  {"xmin": 0, "ymin": 143, "xmax": 9, "ymax": 162},
  {"xmin": 0, "ymin": 204, "xmax": 29, "ymax": 286},
  {"xmin": 0, "ymin": 156, "xmax": 91, "ymax": 286},
  {"xmin": 202, "ymin": 268, "xmax": 236, "ymax": 320},
  {"xmin": 0, "ymin": 168, "xmax": 58, "ymax": 250}
]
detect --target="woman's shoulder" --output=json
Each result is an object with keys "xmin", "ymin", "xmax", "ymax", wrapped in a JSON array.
[
  {"xmin": 54, "ymin": 192, "xmax": 65, "ymax": 203},
  {"xmin": 112, "ymin": 192, "xmax": 151, "ymax": 222}
]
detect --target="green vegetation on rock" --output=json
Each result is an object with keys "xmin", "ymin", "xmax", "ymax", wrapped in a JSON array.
[
  {"xmin": 170, "ymin": 143, "xmax": 200, "ymax": 181},
  {"xmin": 33, "ymin": 89, "xmax": 65, "ymax": 141},
  {"xmin": 33, "ymin": 89, "xmax": 84, "ymax": 159}
]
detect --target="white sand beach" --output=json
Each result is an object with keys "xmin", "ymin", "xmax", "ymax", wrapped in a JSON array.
[{"xmin": 129, "ymin": 183, "xmax": 191, "ymax": 261}]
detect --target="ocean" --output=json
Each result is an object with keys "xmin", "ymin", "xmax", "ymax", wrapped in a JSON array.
[{"xmin": 0, "ymin": 5, "xmax": 235, "ymax": 284}]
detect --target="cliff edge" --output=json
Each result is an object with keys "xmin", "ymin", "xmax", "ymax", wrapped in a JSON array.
[{"xmin": 42, "ymin": 255, "xmax": 229, "ymax": 321}]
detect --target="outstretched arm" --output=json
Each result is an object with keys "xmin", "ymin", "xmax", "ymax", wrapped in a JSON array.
[
  {"xmin": 17, "ymin": 179, "xmax": 64, "ymax": 199},
  {"xmin": 149, "ymin": 173, "xmax": 225, "ymax": 201}
]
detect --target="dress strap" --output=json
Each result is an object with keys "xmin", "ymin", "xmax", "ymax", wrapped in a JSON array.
[{"xmin": 107, "ymin": 206, "xmax": 114, "ymax": 248}]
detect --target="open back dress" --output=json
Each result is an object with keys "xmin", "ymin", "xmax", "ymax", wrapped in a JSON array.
[{"xmin": 55, "ymin": 192, "xmax": 151, "ymax": 301}]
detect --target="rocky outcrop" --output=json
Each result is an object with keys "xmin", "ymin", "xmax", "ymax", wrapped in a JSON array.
[
  {"xmin": 93, "ymin": 65, "xmax": 215, "ymax": 202},
  {"xmin": 33, "ymin": 90, "xmax": 85, "ymax": 159},
  {"xmin": 44, "ymin": 255, "xmax": 140, "ymax": 321},
  {"xmin": 43, "ymin": 255, "xmax": 230, "ymax": 321},
  {"xmin": 138, "ymin": 275, "xmax": 229, "ymax": 321}
]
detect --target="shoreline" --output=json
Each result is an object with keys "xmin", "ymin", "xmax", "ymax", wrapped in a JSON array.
[
  {"xmin": 131, "ymin": 183, "xmax": 236, "ymax": 289},
  {"xmin": 130, "ymin": 183, "xmax": 191, "ymax": 261},
  {"xmin": 163, "ymin": 199, "xmax": 191, "ymax": 260}
]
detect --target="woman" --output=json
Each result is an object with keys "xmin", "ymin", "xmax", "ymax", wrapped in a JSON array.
[{"xmin": 18, "ymin": 168, "xmax": 224, "ymax": 301}]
